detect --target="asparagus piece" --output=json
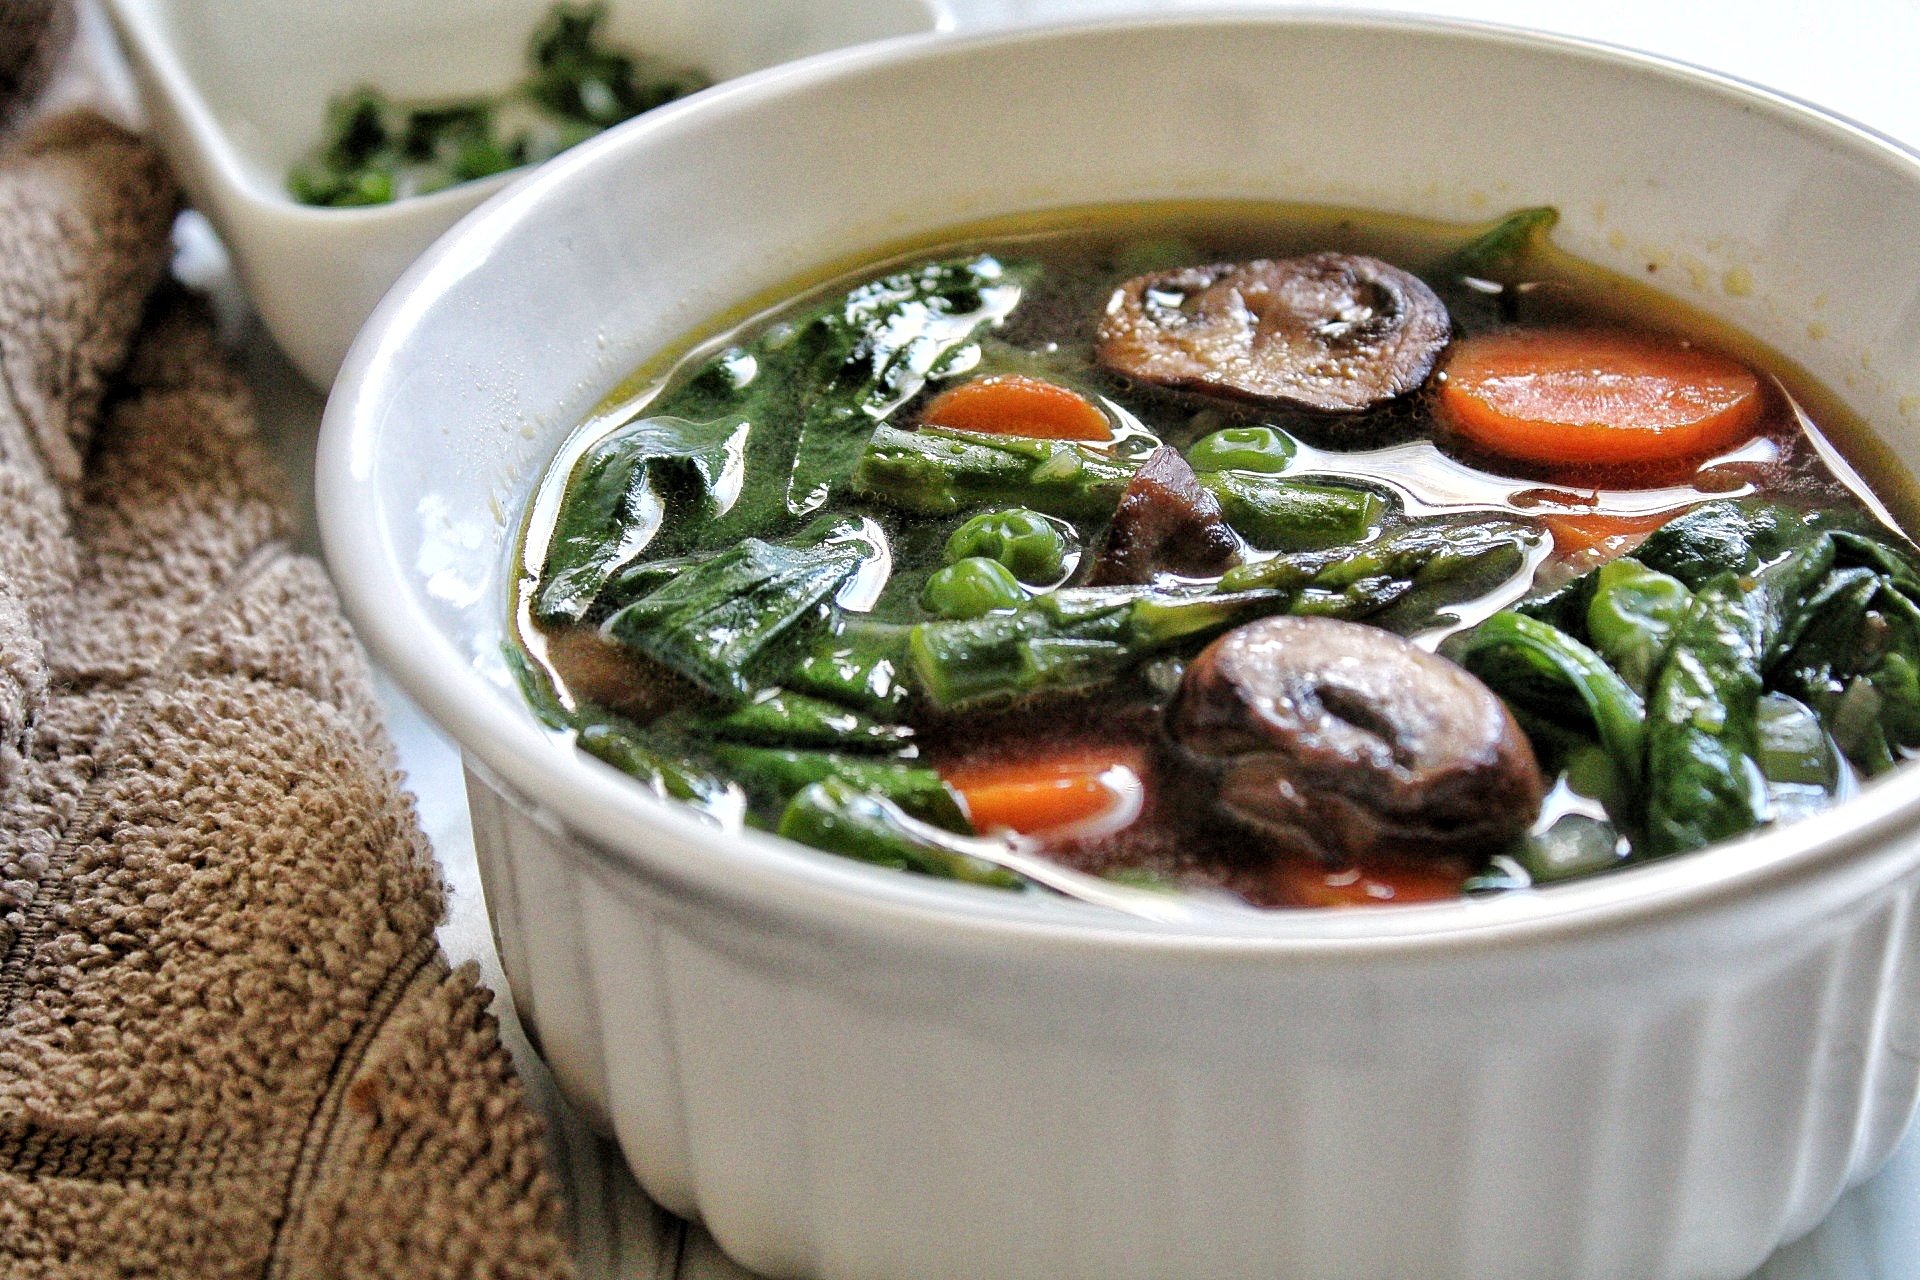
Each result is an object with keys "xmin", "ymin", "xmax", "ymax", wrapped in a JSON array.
[
  {"xmin": 852, "ymin": 424, "xmax": 1136, "ymax": 519},
  {"xmin": 684, "ymin": 689, "xmax": 913, "ymax": 751},
  {"xmin": 1221, "ymin": 515, "xmax": 1541, "ymax": 623},
  {"xmin": 1198, "ymin": 472, "xmax": 1387, "ymax": 551},
  {"xmin": 575, "ymin": 719, "xmax": 744, "ymax": 824},
  {"xmin": 710, "ymin": 744, "xmax": 969, "ymax": 831},
  {"xmin": 908, "ymin": 516, "xmax": 1542, "ymax": 710},
  {"xmin": 785, "ymin": 620, "xmax": 915, "ymax": 716},
  {"xmin": 906, "ymin": 584, "xmax": 1284, "ymax": 709},
  {"xmin": 777, "ymin": 781, "xmax": 1022, "ymax": 889}
]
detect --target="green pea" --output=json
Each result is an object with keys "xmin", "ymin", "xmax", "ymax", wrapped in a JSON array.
[
  {"xmin": 1186, "ymin": 426, "xmax": 1297, "ymax": 474},
  {"xmin": 922, "ymin": 557, "xmax": 1026, "ymax": 619},
  {"xmin": 944, "ymin": 508, "xmax": 1068, "ymax": 585}
]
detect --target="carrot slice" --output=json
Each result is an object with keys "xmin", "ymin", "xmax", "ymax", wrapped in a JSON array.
[
  {"xmin": 1537, "ymin": 509, "xmax": 1676, "ymax": 561},
  {"xmin": 1437, "ymin": 329, "xmax": 1763, "ymax": 468},
  {"xmin": 1277, "ymin": 860, "xmax": 1467, "ymax": 908},
  {"xmin": 943, "ymin": 748, "xmax": 1143, "ymax": 834},
  {"xmin": 920, "ymin": 374, "xmax": 1113, "ymax": 441}
]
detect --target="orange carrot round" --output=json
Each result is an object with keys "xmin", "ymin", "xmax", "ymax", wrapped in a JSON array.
[
  {"xmin": 920, "ymin": 374, "xmax": 1112, "ymax": 441},
  {"xmin": 1437, "ymin": 329, "xmax": 1763, "ymax": 468},
  {"xmin": 1277, "ymin": 860, "xmax": 1467, "ymax": 908},
  {"xmin": 943, "ymin": 748, "xmax": 1143, "ymax": 834},
  {"xmin": 1537, "ymin": 509, "xmax": 1676, "ymax": 561}
]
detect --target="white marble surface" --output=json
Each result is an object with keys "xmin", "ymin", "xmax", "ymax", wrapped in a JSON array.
[{"xmin": 222, "ymin": 1, "xmax": 1920, "ymax": 1276}]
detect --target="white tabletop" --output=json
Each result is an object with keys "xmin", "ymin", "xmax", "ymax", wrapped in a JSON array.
[{"xmin": 282, "ymin": 2, "xmax": 1920, "ymax": 1275}]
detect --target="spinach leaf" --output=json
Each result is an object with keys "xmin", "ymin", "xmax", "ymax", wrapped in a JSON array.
[
  {"xmin": 1450, "ymin": 611, "xmax": 1646, "ymax": 792},
  {"xmin": 1448, "ymin": 206, "xmax": 1559, "ymax": 283},
  {"xmin": 1754, "ymin": 692, "xmax": 1846, "ymax": 823},
  {"xmin": 534, "ymin": 415, "xmax": 748, "ymax": 625},
  {"xmin": 783, "ymin": 257, "xmax": 1031, "ymax": 519},
  {"xmin": 615, "ymin": 256, "xmax": 1033, "ymax": 547},
  {"xmin": 1772, "ymin": 544, "xmax": 1920, "ymax": 774},
  {"xmin": 601, "ymin": 518, "xmax": 885, "ymax": 697},
  {"xmin": 1585, "ymin": 558, "xmax": 1693, "ymax": 695},
  {"xmin": 1643, "ymin": 537, "xmax": 1835, "ymax": 856},
  {"xmin": 1632, "ymin": 498, "xmax": 1813, "ymax": 588}
]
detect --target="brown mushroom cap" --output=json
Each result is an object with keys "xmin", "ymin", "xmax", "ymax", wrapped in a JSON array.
[
  {"xmin": 1083, "ymin": 446, "xmax": 1240, "ymax": 586},
  {"xmin": 1168, "ymin": 616, "xmax": 1543, "ymax": 865},
  {"xmin": 1096, "ymin": 253, "xmax": 1451, "ymax": 413}
]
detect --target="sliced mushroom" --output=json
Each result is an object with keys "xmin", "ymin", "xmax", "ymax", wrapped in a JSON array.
[
  {"xmin": 1083, "ymin": 446, "xmax": 1240, "ymax": 586},
  {"xmin": 1167, "ymin": 616, "xmax": 1542, "ymax": 865},
  {"xmin": 1096, "ymin": 253, "xmax": 1450, "ymax": 413}
]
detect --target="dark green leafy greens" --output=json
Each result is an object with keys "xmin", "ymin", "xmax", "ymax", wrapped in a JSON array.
[
  {"xmin": 1447, "ymin": 206, "xmax": 1560, "ymax": 283},
  {"xmin": 1451, "ymin": 612, "xmax": 1646, "ymax": 793},
  {"xmin": 534, "ymin": 415, "xmax": 748, "ymax": 625},
  {"xmin": 600, "ymin": 518, "xmax": 883, "ymax": 699},
  {"xmin": 290, "ymin": 3, "xmax": 708, "ymax": 206},
  {"xmin": 631, "ymin": 255, "xmax": 1029, "ymax": 551},
  {"xmin": 1454, "ymin": 499, "xmax": 1920, "ymax": 863},
  {"xmin": 524, "ymin": 2, "xmax": 707, "ymax": 127},
  {"xmin": 781, "ymin": 261, "xmax": 1031, "ymax": 518},
  {"xmin": 535, "ymin": 255, "xmax": 1029, "ymax": 622}
]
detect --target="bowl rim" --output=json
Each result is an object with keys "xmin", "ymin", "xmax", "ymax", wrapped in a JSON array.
[{"xmin": 321, "ymin": 6, "xmax": 1920, "ymax": 956}]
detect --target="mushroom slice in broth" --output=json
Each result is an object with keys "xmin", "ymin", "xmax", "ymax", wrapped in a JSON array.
[
  {"xmin": 1168, "ymin": 616, "xmax": 1545, "ymax": 866},
  {"xmin": 1095, "ymin": 253, "xmax": 1451, "ymax": 413}
]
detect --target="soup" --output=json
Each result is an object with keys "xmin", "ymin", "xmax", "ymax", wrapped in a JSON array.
[{"xmin": 510, "ymin": 204, "xmax": 1919, "ymax": 909}]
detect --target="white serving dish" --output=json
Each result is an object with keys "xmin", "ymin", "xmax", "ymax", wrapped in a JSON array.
[
  {"xmin": 318, "ymin": 14, "xmax": 1920, "ymax": 1280},
  {"xmin": 100, "ymin": 0, "xmax": 948, "ymax": 388}
]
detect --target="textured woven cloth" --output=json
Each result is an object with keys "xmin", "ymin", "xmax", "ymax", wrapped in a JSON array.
[{"xmin": 0, "ymin": 15, "xmax": 572, "ymax": 1280}]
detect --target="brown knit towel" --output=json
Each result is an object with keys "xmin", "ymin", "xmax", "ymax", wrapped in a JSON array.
[{"xmin": 0, "ymin": 34, "xmax": 571, "ymax": 1280}]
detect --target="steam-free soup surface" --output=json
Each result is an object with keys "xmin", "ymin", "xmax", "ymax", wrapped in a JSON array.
[{"xmin": 514, "ymin": 204, "xmax": 1920, "ymax": 908}]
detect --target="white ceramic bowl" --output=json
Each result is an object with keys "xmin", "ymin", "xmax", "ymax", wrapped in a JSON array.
[
  {"xmin": 319, "ymin": 14, "xmax": 1920, "ymax": 1280},
  {"xmin": 101, "ymin": 0, "xmax": 948, "ymax": 387}
]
